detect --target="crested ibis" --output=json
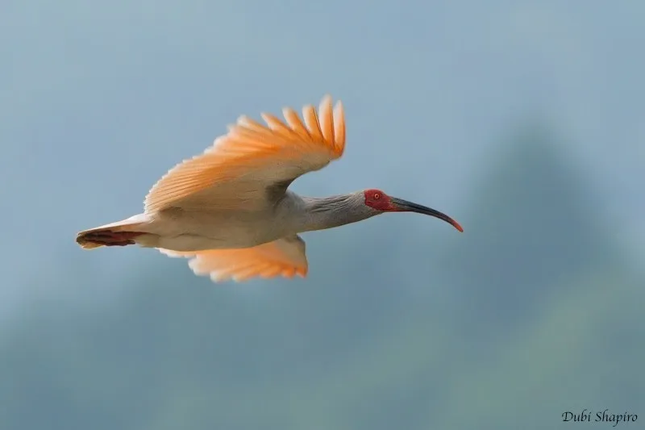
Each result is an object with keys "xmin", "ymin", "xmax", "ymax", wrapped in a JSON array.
[{"xmin": 76, "ymin": 95, "xmax": 463, "ymax": 282}]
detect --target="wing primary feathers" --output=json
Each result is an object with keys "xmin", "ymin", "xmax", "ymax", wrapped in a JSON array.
[
  {"xmin": 302, "ymin": 105, "xmax": 324, "ymax": 142},
  {"xmin": 333, "ymin": 101, "xmax": 346, "ymax": 152},
  {"xmin": 318, "ymin": 95, "xmax": 335, "ymax": 147},
  {"xmin": 260, "ymin": 112, "xmax": 302, "ymax": 141},
  {"xmin": 282, "ymin": 107, "xmax": 313, "ymax": 142}
]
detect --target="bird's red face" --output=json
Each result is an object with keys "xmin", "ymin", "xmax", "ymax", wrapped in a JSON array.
[
  {"xmin": 363, "ymin": 189, "xmax": 394, "ymax": 211},
  {"xmin": 363, "ymin": 189, "xmax": 463, "ymax": 232}
]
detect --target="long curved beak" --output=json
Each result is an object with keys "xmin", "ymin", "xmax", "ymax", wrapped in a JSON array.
[{"xmin": 390, "ymin": 197, "xmax": 463, "ymax": 232}]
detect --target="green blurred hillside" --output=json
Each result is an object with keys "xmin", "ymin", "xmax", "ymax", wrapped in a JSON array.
[{"xmin": 1, "ymin": 125, "xmax": 642, "ymax": 430}]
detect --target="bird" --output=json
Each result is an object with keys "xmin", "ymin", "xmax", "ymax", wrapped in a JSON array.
[{"xmin": 76, "ymin": 95, "xmax": 463, "ymax": 282}]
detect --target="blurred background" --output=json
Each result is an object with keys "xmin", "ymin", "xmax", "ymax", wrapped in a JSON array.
[{"xmin": 1, "ymin": 1, "xmax": 644, "ymax": 429}]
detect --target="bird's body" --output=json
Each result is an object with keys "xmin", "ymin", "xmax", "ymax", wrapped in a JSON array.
[{"xmin": 77, "ymin": 96, "xmax": 462, "ymax": 282}]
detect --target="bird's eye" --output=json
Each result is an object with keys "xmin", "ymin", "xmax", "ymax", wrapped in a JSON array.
[{"xmin": 373, "ymin": 193, "xmax": 381, "ymax": 200}]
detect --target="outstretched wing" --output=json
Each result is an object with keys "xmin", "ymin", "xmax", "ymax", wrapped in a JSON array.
[
  {"xmin": 144, "ymin": 95, "xmax": 346, "ymax": 214},
  {"xmin": 159, "ymin": 235, "xmax": 308, "ymax": 282}
]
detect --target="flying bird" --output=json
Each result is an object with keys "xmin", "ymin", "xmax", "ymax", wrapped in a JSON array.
[{"xmin": 76, "ymin": 95, "xmax": 463, "ymax": 282}]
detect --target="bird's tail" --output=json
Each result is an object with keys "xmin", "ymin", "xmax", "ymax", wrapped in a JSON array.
[{"xmin": 76, "ymin": 214, "xmax": 150, "ymax": 249}]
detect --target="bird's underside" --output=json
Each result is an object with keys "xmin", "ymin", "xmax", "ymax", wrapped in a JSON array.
[
  {"xmin": 76, "ymin": 95, "xmax": 347, "ymax": 282},
  {"xmin": 78, "ymin": 221, "xmax": 309, "ymax": 282}
]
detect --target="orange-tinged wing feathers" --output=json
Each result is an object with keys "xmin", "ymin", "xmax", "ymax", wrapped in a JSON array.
[
  {"xmin": 282, "ymin": 107, "xmax": 313, "ymax": 142},
  {"xmin": 144, "ymin": 95, "xmax": 346, "ymax": 213},
  {"xmin": 159, "ymin": 235, "xmax": 308, "ymax": 282}
]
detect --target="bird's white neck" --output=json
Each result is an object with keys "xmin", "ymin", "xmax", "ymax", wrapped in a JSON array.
[{"xmin": 292, "ymin": 193, "xmax": 378, "ymax": 233}]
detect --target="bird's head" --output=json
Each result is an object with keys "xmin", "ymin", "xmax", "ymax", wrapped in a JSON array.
[{"xmin": 363, "ymin": 189, "xmax": 463, "ymax": 232}]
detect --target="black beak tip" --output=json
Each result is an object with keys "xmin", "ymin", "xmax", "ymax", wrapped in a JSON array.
[{"xmin": 391, "ymin": 197, "xmax": 464, "ymax": 233}]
